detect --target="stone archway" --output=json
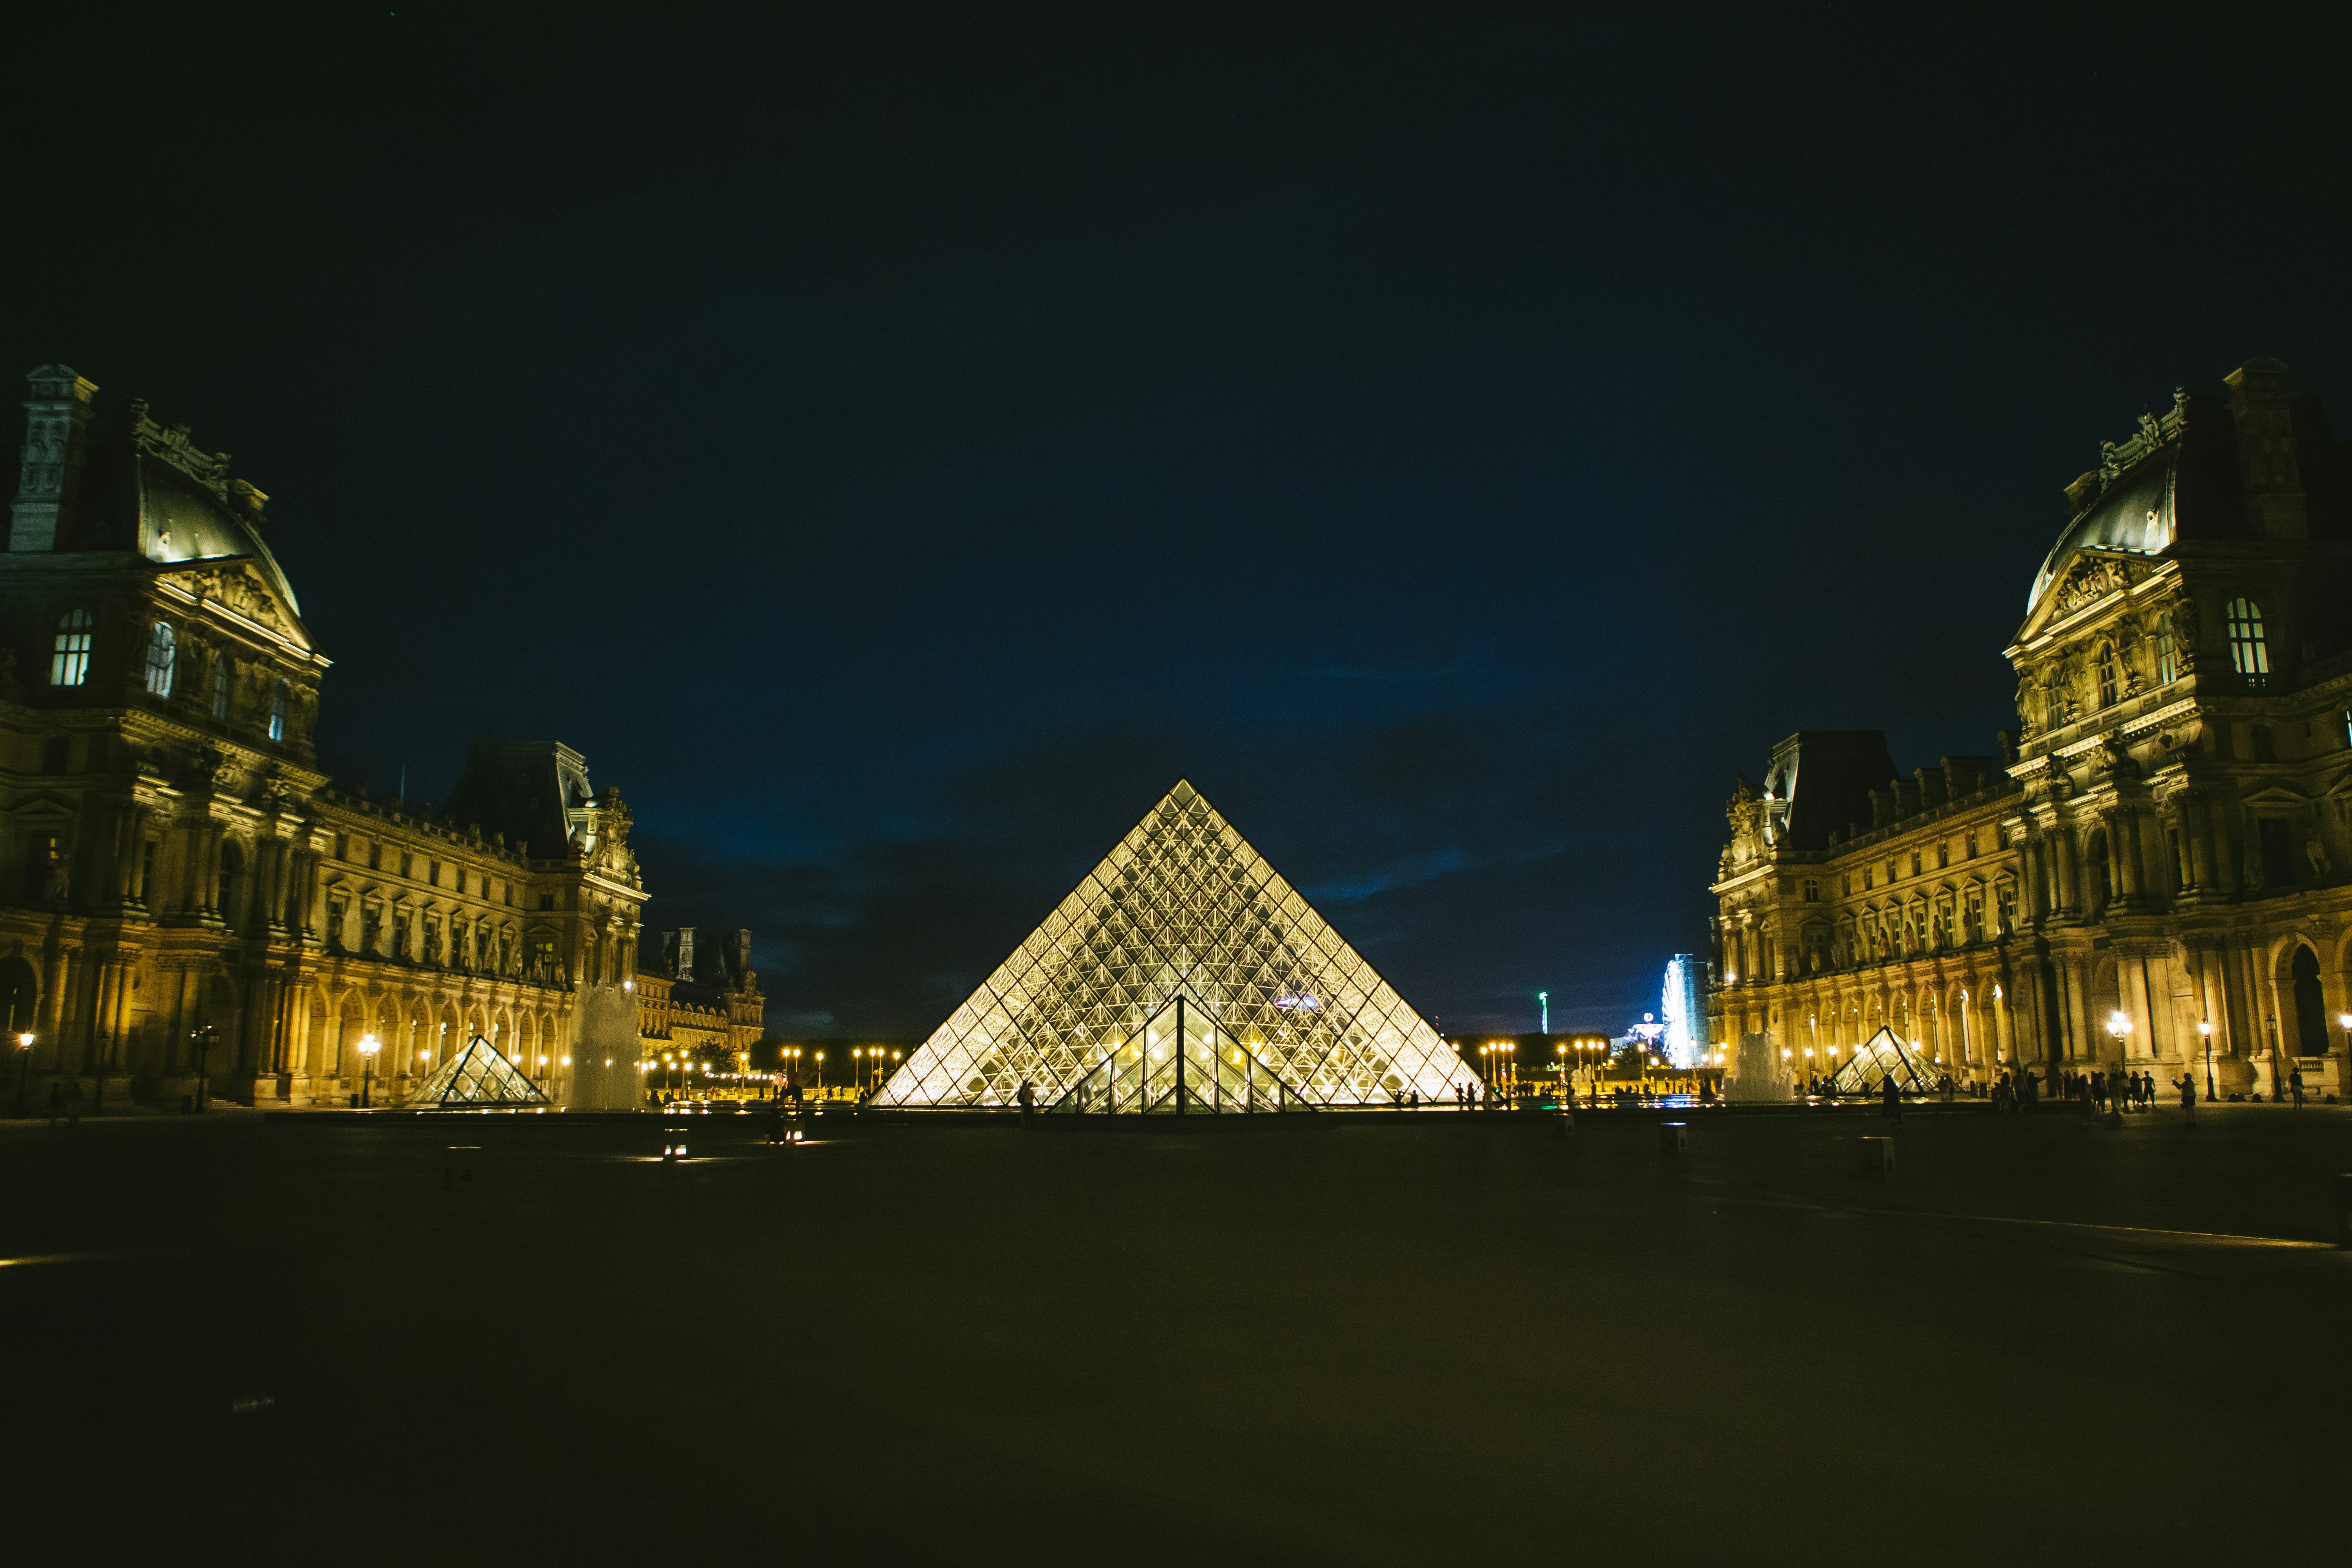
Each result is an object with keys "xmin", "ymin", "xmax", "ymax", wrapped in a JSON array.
[
  {"xmin": 2285, "ymin": 942, "xmax": 2329, "ymax": 1059},
  {"xmin": 0, "ymin": 954, "xmax": 39, "ymax": 1041}
]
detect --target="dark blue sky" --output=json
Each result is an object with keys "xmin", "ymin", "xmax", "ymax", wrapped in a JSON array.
[{"xmin": 9, "ymin": 6, "xmax": 2350, "ymax": 1036}]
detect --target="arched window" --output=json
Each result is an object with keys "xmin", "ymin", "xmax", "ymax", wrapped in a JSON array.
[
  {"xmin": 144, "ymin": 621, "xmax": 176, "ymax": 698},
  {"xmin": 49, "ymin": 610, "xmax": 92, "ymax": 687},
  {"xmin": 268, "ymin": 679, "xmax": 289, "ymax": 742},
  {"xmin": 2095, "ymin": 642, "xmax": 2118, "ymax": 708},
  {"xmin": 2225, "ymin": 597, "xmax": 2268, "ymax": 687},
  {"xmin": 2154, "ymin": 612, "xmax": 2176, "ymax": 685},
  {"xmin": 210, "ymin": 659, "xmax": 230, "ymax": 720}
]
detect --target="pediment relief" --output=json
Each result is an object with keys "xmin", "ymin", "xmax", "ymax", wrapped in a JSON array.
[
  {"xmin": 2053, "ymin": 553, "xmax": 2139, "ymax": 616},
  {"xmin": 181, "ymin": 563, "xmax": 307, "ymax": 648},
  {"xmin": 2239, "ymin": 786, "xmax": 2311, "ymax": 808}
]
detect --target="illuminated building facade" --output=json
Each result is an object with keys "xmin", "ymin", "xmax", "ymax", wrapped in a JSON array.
[
  {"xmin": 876, "ymin": 780, "xmax": 1476, "ymax": 1111},
  {"xmin": 0, "ymin": 365, "xmax": 649, "ymax": 1109},
  {"xmin": 636, "ymin": 926, "xmax": 764, "ymax": 1096},
  {"xmin": 1711, "ymin": 358, "xmax": 2352, "ymax": 1100}
]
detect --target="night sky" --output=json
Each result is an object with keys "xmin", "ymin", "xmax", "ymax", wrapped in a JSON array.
[{"xmin": 8, "ymin": 7, "xmax": 2349, "ymax": 1038}]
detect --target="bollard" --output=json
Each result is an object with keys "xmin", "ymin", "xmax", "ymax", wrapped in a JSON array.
[
  {"xmin": 1659, "ymin": 1122, "xmax": 1688, "ymax": 1154},
  {"xmin": 2338, "ymin": 1174, "xmax": 2352, "ymax": 1249},
  {"xmin": 1857, "ymin": 1135, "xmax": 1896, "ymax": 1175}
]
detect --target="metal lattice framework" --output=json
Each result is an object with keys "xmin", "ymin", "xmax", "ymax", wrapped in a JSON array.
[
  {"xmin": 874, "ymin": 780, "xmax": 1474, "ymax": 1112},
  {"xmin": 1826, "ymin": 1026, "xmax": 1942, "ymax": 1096},
  {"xmin": 404, "ymin": 1033, "xmax": 550, "ymax": 1108}
]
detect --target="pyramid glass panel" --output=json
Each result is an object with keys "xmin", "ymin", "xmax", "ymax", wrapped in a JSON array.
[
  {"xmin": 404, "ymin": 1033, "xmax": 550, "ymax": 1108},
  {"xmin": 1825, "ymin": 1027, "xmax": 1943, "ymax": 1096},
  {"xmin": 878, "ymin": 781, "xmax": 1475, "ymax": 1112}
]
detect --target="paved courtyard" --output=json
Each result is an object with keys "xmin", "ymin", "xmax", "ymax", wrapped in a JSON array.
[{"xmin": 5, "ymin": 1103, "xmax": 2347, "ymax": 1564}]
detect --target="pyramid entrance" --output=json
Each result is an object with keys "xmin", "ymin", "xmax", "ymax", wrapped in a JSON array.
[
  {"xmin": 875, "ymin": 780, "xmax": 1474, "ymax": 1113},
  {"xmin": 404, "ymin": 1033, "xmax": 551, "ymax": 1109},
  {"xmin": 1825, "ymin": 1027, "xmax": 1943, "ymax": 1096}
]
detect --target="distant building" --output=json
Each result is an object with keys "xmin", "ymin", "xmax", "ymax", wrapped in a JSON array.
[
  {"xmin": 1710, "ymin": 359, "xmax": 2352, "ymax": 1100},
  {"xmin": 0, "ymin": 364, "xmax": 648, "ymax": 1108},
  {"xmin": 638, "ymin": 926, "xmax": 763, "ymax": 1092}
]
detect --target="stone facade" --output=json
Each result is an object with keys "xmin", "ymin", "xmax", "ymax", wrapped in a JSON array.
[
  {"xmin": 0, "ymin": 365, "xmax": 650, "ymax": 1109},
  {"xmin": 637, "ymin": 926, "xmax": 764, "ymax": 1093},
  {"xmin": 1710, "ymin": 358, "xmax": 2352, "ymax": 1101}
]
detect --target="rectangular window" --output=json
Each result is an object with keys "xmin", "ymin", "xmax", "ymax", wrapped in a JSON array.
[
  {"xmin": 335, "ymin": 833, "xmax": 349, "ymax": 861},
  {"xmin": 49, "ymin": 611, "xmax": 92, "ymax": 687},
  {"xmin": 40, "ymin": 737, "xmax": 68, "ymax": 774},
  {"xmin": 1996, "ymin": 883, "xmax": 2016, "ymax": 934},
  {"xmin": 428, "ymin": 860, "xmax": 441, "ymax": 887},
  {"xmin": 21, "ymin": 832, "xmax": 59, "ymax": 900},
  {"xmin": 538, "ymin": 892, "xmax": 556, "ymax": 911},
  {"xmin": 1909, "ymin": 851, "xmax": 1922, "ymax": 877},
  {"xmin": 2156, "ymin": 614, "xmax": 2177, "ymax": 685},
  {"xmin": 399, "ymin": 852, "xmax": 413, "ymax": 879},
  {"xmin": 1840, "ymin": 873, "xmax": 1852, "ymax": 896},
  {"xmin": 144, "ymin": 621, "xmax": 176, "ymax": 698},
  {"xmin": 1937, "ymin": 842, "xmax": 1949, "ymax": 868},
  {"xmin": 1965, "ymin": 891, "xmax": 1985, "ymax": 944},
  {"xmin": 1965, "ymin": 830, "xmax": 1979, "ymax": 860},
  {"xmin": 1862, "ymin": 867, "xmax": 1873, "ymax": 890},
  {"xmin": 368, "ymin": 842, "xmax": 382, "ymax": 871},
  {"xmin": 2258, "ymin": 817, "xmax": 2297, "ymax": 887},
  {"xmin": 504, "ymin": 882, "xmax": 515, "ymax": 907},
  {"xmin": 210, "ymin": 661, "xmax": 229, "ymax": 720},
  {"xmin": 267, "ymin": 680, "xmax": 288, "ymax": 742},
  {"xmin": 2168, "ymin": 827, "xmax": 2185, "ymax": 892}
]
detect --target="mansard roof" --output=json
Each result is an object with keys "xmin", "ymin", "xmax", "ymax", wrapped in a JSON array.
[
  {"xmin": 439, "ymin": 740, "xmax": 595, "ymax": 858},
  {"xmin": 65, "ymin": 393, "xmax": 310, "ymax": 643}
]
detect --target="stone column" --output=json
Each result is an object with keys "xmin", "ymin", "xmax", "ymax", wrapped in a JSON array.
[
  {"xmin": 115, "ymin": 804, "xmax": 150, "ymax": 905},
  {"xmin": 2111, "ymin": 812, "xmax": 2143, "ymax": 907},
  {"xmin": 2053, "ymin": 829, "xmax": 2081, "ymax": 919},
  {"xmin": 270, "ymin": 841, "xmax": 295, "ymax": 931},
  {"xmin": 2123, "ymin": 951, "xmax": 2155, "ymax": 1065},
  {"xmin": 2061, "ymin": 955, "xmax": 2092, "ymax": 1063},
  {"xmin": 1994, "ymin": 976, "xmax": 2016, "ymax": 1065}
]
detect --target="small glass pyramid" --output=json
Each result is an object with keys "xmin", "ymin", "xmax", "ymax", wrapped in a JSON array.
[
  {"xmin": 404, "ymin": 1033, "xmax": 550, "ymax": 1108},
  {"xmin": 874, "ymin": 780, "xmax": 1475, "ymax": 1112},
  {"xmin": 1825, "ymin": 1026, "xmax": 1944, "ymax": 1096}
]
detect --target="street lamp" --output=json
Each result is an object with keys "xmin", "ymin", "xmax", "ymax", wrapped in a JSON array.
[
  {"xmin": 13, "ymin": 1030, "xmax": 32, "ymax": 1119},
  {"xmin": 2198, "ymin": 1019, "xmax": 2214, "ymax": 1102},
  {"xmin": 192, "ymin": 1021, "xmax": 217, "ymax": 1112},
  {"xmin": 357, "ymin": 1032, "xmax": 380, "ymax": 1109},
  {"xmin": 815, "ymin": 1050, "xmax": 825, "ymax": 1094}
]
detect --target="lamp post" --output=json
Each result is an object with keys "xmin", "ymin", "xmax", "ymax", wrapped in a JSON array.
[
  {"xmin": 2106, "ymin": 1012, "xmax": 2131, "ymax": 1108},
  {"xmin": 192, "ymin": 1021, "xmax": 217, "ymax": 1112},
  {"xmin": 815, "ymin": 1050, "xmax": 825, "ymax": 1096},
  {"xmin": 13, "ymin": 1030, "xmax": 31, "ymax": 1119},
  {"xmin": 357, "ymin": 1032, "xmax": 380, "ymax": 1109},
  {"xmin": 2198, "ymin": 1020, "xmax": 2214, "ymax": 1102}
]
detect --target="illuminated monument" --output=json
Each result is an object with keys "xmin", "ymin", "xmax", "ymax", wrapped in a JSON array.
[{"xmin": 874, "ymin": 781, "xmax": 1475, "ymax": 1112}]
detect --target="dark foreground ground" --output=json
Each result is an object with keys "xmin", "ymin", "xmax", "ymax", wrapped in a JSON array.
[{"xmin": 3, "ymin": 1101, "xmax": 2348, "ymax": 1566}]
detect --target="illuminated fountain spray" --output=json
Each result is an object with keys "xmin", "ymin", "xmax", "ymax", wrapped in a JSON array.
[{"xmin": 1538, "ymin": 991, "xmax": 1548, "ymax": 1034}]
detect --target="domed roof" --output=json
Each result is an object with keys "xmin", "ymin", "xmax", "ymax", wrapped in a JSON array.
[
  {"xmin": 136, "ymin": 451, "xmax": 304, "ymax": 620},
  {"xmin": 2025, "ymin": 447, "xmax": 2176, "ymax": 611}
]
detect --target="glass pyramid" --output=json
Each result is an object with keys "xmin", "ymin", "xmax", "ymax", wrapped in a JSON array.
[
  {"xmin": 873, "ymin": 780, "xmax": 1474, "ymax": 1112},
  {"xmin": 404, "ymin": 1033, "xmax": 551, "ymax": 1108},
  {"xmin": 1825, "ymin": 1027, "xmax": 1944, "ymax": 1096}
]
